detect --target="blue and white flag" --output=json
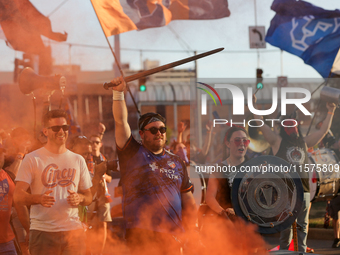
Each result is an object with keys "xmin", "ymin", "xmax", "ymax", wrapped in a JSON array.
[{"xmin": 265, "ymin": 0, "xmax": 340, "ymax": 78}]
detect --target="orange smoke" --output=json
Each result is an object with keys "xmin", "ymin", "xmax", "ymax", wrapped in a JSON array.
[
  {"xmin": 103, "ymin": 201, "xmax": 269, "ymax": 255},
  {"xmin": 200, "ymin": 215, "xmax": 268, "ymax": 255}
]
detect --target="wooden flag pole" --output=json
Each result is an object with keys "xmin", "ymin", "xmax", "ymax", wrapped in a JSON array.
[{"xmin": 89, "ymin": 0, "xmax": 141, "ymax": 115}]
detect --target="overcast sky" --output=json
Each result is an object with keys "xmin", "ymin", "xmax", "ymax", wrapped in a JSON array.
[{"xmin": 0, "ymin": 0, "xmax": 339, "ymax": 79}]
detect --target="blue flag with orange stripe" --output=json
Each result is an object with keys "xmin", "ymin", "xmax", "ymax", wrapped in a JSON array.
[{"xmin": 265, "ymin": 0, "xmax": 340, "ymax": 78}]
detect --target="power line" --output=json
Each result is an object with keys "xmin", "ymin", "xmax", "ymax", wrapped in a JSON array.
[
  {"xmin": 45, "ymin": 40, "xmax": 280, "ymax": 54},
  {"xmin": 166, "ymin": 26, "xmax": 192, "ymax": 56},
  {"xmin": 47, "ymin": 0, "xmax": 70, "ymax": 17}
]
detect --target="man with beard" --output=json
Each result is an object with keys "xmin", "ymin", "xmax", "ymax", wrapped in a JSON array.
[
  {"xmin": 110, "ymin": 77, "xmax": 197, "ymax": 255},
  {"xmin": 254, "ymin": 97, "xmax": 336, "ymax": 252},
  {"xmin": 13, "ymin": 110, "xmax": 93, "ymax": 255}
]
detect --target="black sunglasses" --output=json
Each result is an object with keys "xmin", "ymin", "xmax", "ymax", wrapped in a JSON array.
[
  {"xmin": 144, "ymin": 127, "xmax": 167, "ymax": 135},
  {"xmin": 47, "ymin": 125, "xmax": 69, "ymax": 132},
  {"xmin": 92, "ymin": 141, "xmax": 100, "ymax": 145}
]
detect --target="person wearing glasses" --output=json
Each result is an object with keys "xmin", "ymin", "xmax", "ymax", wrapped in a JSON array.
[
  {"xmin": 88, "ymin": 134, "xmax": 112, "ymax": 255},
  {"xmin": 13, "ymin": 110, "xmax": 93, "ymax": 255},
  {"xmin": 69, "ymin": 135, "xmax": 111, "ymax": 255},
  {"xmin": 110, "ymin": 77, "xmax": 197, "ymax": 255},
  {"xmin": 205, "ymin": 126, "xmax": 250, "ymax": 221},
  {"xmin": 253, "ymin": 95, "xmax": 336, "ymax": 253}
]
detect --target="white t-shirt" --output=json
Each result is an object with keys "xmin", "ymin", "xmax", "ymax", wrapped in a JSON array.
[{"xmin": 16, "ymin": 147, "xmax": 92, "ymax": 232}]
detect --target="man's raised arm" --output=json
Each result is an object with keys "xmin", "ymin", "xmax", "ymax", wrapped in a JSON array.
[
  {"xmin": 304, "ymin": 103, "xmax": 336, "ymax": 148},
  {"xmin": 253, "ymin": 94, "xmax": 281, "ymax": 151},
  {"xmin": 111, "ymin": 77, "xmax": 131, "ymax": 148}
]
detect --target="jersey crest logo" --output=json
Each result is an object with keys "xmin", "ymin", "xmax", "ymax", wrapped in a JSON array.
[{"xmin": 167, "ymin": 161, "xmax": 176, "ymax": 169}]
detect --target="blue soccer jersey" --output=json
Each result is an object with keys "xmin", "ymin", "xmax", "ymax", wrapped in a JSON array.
[{"xmin": 117, "ymin": 136, "xmax": 193, "ymax": 234}]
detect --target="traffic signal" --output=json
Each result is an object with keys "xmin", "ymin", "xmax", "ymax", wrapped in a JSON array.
[
  {"xmin": 138, "ymin": 77, "xmax": 147, "ymax": 92},
  {"xmin": 256, "ymin": 68, "xmax": 263, "ymax": 90}
]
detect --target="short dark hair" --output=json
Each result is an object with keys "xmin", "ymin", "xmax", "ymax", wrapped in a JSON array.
[
  {"xmin": 90, "ymin": 134, "xmax": 101, "ymax": 142},
  {"xmin": 69, "ymin": 136, "xmax": 91, "ymax": 151},
  {"xmin": 43, "ymin": 110, "xmax": 68, "ymax": 127}
]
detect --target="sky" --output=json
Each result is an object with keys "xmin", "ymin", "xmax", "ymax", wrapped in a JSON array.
[{"xmin": 0, "ymin": 0, "xmax": 339, "ymax": 79}]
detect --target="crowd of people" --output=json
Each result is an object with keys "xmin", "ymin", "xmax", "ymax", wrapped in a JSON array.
[
  {"xmin": 1, "ymin": 76, "xmax": 340, "ymax": 255},
  {"xmin": 0, "ymin": 114, "xmax": 117, "ymax": 255}
]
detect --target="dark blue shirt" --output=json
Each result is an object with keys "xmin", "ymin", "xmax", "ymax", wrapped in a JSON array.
[{"xmin": 117, "ymin": 136, "xmax": 193, "ymax": 234}]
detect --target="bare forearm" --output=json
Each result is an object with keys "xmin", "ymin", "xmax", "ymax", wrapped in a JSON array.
[
  {"xmin": 78, "ymin": 191, "xmax": 92, "ymax": 206},
  {"xmin": 320, "ymin": 113, "xmax": 334, "ymax": 134},
  {"xmin": 112, "ymin": 100, "xmax": 128, "ymax": 125},
  {"xmin": 206, "ymin": 195, "xmax": 224, "ymax": 214},
  {"xmin": 306, "ymin": 112, "xmax": 335, "ymax": 147},
  {"xmin": 182, "ymin": 203, "xmax": 197, "ymax": 230},
  {"xmin": 14, "ymin": 190, "xmax": 42, "ymax": 207},
  {"xmin": 177, "ymin": 132, "xmax": 183, "ymax": 143},
  {"xmin": 14, "ymin": 204, "xmax": 30, "ymax": 233},
  {"xmin": 182, "ymin": 193, "xmax": 197, "ymax": 230},
  {"xmin": 105, "ymin": 174, "xmax": 112, "ymax": 183},
  {"xmin": 202, "ymin": 131, "xmax": 212, "ymax": 156},
  {"xmin": 112, "ymin": 100, "xmax": 131, "ymax": 147},
  {"xmin": 6, "ymin": 157, "xmax": 23, "ymax": 177}
]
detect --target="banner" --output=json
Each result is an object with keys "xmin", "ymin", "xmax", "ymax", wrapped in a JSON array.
[
  {"xmin": 91, "ymin": 0, "xmax": 230, "ymax": 37},
  {"xmin": 0, "ymin": 0, "xmax": 67, "ymax": 54},
  {"xmin": 265, "ymin": 0, "xmax": 340, "ymax": 78},
  {"xmin": 0, "ymin": 25, "xmax": 5, "ymax": 40}
]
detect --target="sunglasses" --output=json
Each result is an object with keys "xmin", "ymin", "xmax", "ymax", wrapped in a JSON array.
[
  {"xmin": 144, "ymin": 126, "xmax": 167, "ymax": 135},
  {"xmin": 231, "ymin": 138, "xmax": 250, "ymax": 147},
  {"xmin": 92, "ymin": 141, "xmax": 100, "ymax": 145},
  {"xmin": 47, "ymin": 125, "xmax": 69, "ymax": 132}
]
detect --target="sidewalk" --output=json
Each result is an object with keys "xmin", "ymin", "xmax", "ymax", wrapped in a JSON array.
[{"xmin": 264, "ymin": 228, "xmax": 339, "ymax": 255}]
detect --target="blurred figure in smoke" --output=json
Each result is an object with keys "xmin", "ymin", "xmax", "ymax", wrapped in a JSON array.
[
  {"xmin": 13, "ymin": 110, "xmax": 93, "ymax": 255},
  {"xmin": 169, "ymin": 122, "xmax": 189, "ymax": 165},
  {"xmin": 0, "ymin": 143, "xmax": 18, "ymax": 255},
  {"xmin": 185, "ymin": 122, "xmax": 213, "ymax": 164},
  {"xmin": 169, "ymin": 140, "xmax": 189, "ymax": 165},
  {"xmin": 70, "ymin": 136, "xmax": 112, "ymax": 255},
  {"xmin": 3, "ymin": 127, "xmax": 33, "ymax": 255},
  {"xmin": 3, "ymin": 127, "xmax": 32, "ymax": 170},
  {"xmin": 205, "ymin": 126, "xmax": 249, "ymax": 221},
  {"xmin": 97, "ymin": 123, "xmax": 106, "ymax": 142},
  {"xmin": 89, "ymin": 135, "xmax": 112, "ymax": 255},
  {"xmin": 254, "ymin": 95, "xmax": 336, "ymax": 252},
  {"xmin": 111, "ymin": 77, "xmax": 197, "ymax": 255}
]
